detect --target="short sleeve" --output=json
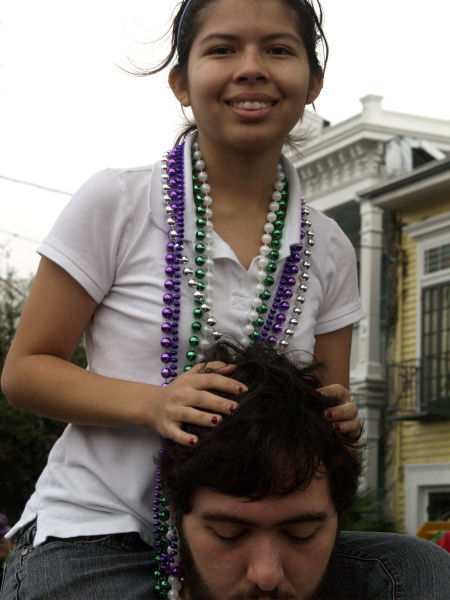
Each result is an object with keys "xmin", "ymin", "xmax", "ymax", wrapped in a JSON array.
[
  {"xmin": 37, "ymin": 169, "xmax": 135, "ymax": 304},
  {"xmin": 314, "ymin": 219, "xmax": 363, "ymax": 335}
]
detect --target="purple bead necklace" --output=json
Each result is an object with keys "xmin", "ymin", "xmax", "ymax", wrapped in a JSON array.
[
  {"xmin": 159, "ymin": 140, "xmax": 314, "ymax": 385},
  {"xmin": 160, "ymin": 143, "xmax": 186, "ymax": 386},
  {"xmin": 153, "ymin": 447, "xmax": 183, "ymax": 598}
]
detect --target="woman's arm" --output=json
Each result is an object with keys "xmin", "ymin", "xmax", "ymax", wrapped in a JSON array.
[
  {"xmin": 314, "ymin": 324, "xmax": 353, "ymax": 388},
  {"xmin": 314, "ymin": 324, "xmax": 359, "ymax": 434},
  {"xmin": 1, "ymin": 257, "xmax": 242, "ymax": 445}
]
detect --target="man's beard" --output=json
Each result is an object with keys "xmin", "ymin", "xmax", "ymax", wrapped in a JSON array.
[{"xmin": 178, "ymin": 528, "xmax": 337, "ymax": 600}]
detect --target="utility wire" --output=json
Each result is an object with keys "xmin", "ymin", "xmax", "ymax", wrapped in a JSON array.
[
  {"xmin": 0, "ymin": 276, "xmax": 28, "ymax": 298},
  {"xmin": 0, "ymin": 228, "xmax": 41, "ymax": 245},
  {"xmin": 0, "ymin": 174, "xmax": 72, "ymax": 196}
]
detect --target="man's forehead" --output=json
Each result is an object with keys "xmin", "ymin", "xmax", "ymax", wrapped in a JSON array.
[{"xmin": 186, "ymin": 474, "xmax": 335, "ymax": 527}]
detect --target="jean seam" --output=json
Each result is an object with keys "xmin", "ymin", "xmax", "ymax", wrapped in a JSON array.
[
  {"xmin": 43, "ymin": 533, "xmax": 152, "ymax": 553},
  {"xmin": 337, "ymin": 552, "xmax": 399, "ymax": 599},
  {"xmin": 10, "ymin": 525, "xmax": 37, "ymax": 600}
]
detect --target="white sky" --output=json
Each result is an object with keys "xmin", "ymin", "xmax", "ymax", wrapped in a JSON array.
[{"xmin": 1, "ymin": 0, "xmax": 449, "ymax": 278}]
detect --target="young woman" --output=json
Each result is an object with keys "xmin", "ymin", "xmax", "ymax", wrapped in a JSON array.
[{"xmin": 1, "ymin": 1, "xmax": 362, "ymax": 597}]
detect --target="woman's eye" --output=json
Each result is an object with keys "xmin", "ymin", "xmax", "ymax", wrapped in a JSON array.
[
  {"xmin": 268, "ymin": 47, "xmax": 292, "ymax": 55},
  {"xmin": 209, "ymin": 46, "xmax": 233, "ymax": 55}
]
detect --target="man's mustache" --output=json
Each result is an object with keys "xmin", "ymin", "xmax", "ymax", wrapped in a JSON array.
[{"xmin": 231, "ymin": 586, "xmax": 296, "ymax": 600}]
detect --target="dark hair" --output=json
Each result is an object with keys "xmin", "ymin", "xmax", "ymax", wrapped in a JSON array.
[
  {"xmin": 158, "ymin": 341, "xmax": 362, "ymax": 523},
  {"xmin": 136, "ymin": 0, "xmax": 328, "ymax": 146}
]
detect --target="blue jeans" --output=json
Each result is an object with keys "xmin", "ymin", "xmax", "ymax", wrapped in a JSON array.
[
  {"xmin": 329, "ymin": 531, "xmax": 450, "ymax": 599},
  {"xmin": 1, "ymin": 524, "xmax": 450, "ymax": 599},
  {"xmin": 0, "ymin": 522, "xmax": 157, "ymax": 599}
]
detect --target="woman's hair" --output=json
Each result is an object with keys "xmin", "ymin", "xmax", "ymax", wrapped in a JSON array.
[
  {"xmin": 135, "ymin": 0, "xmax": 328, "ymax": 147},
  {"xmin": 157, "ymin": 340, "xmax": 363, "ymax": 523}
]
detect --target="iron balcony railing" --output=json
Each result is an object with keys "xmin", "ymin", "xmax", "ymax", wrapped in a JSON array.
[{"xmin": 387, "ymin": 353, "xmax": 450, "ymax": 421}]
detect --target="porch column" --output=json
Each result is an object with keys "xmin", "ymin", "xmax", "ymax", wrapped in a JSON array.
[
  {"xmin": 354, "ymin": 200, "xmax": 384, "ymax": 381},
  {"xmin": 352, "ymin": 200, "xmax": 386, "ymax": 492}
]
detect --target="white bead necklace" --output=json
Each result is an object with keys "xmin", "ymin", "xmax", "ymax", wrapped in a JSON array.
[{"xmin": 185, "ymin": 140, "xmax": 288, "ymax": 361}]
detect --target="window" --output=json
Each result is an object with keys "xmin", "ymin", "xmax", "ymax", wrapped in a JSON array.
[
  {"xmin": 404, "ymin": 464, "xmax": 450, "ymax": 535},
  {"xmin": 428, "ymin": 491, "xmax": 450, "ymax": 521},
  {"xmin": 421, "ymin": 282, "xmax": 450, "ymax": 411},
  {"xmin": 424, "ymin": 243, "xmax": 450, "ymax": 274},
  {"xmin": 401, "ymin": 212, "xmax": 450, "ymax": 418}
]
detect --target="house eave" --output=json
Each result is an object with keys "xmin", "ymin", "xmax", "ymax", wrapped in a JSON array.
[{"xmin": 357, "ymin": 156, "xmax": 450, "ymax": 209}]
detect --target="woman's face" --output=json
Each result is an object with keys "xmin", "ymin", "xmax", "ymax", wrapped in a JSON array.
[{"xmin": 170, "ymin": 0, "xmax": 323, "ymax": 156}]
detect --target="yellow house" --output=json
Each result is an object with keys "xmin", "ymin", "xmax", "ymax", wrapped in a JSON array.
[
  {"xmin": 296, "ymin": 96, "xmax": 450, "ymax": 502},
  {"xmin": 359, "ymin": 157, "xmax": 450, "ymax": 533}
]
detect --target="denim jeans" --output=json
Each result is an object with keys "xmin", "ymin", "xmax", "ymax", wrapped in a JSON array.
[
  {"xmin": 1, "ymin": 524, "xmax": 450, "ymax": 599},
  {"xmin": 0, "ymin": 522, "xmax": 157, "ymax": 599},
  {"xmin": 329, "ymin": 531, "xmax": 450, "ymax": 599}
]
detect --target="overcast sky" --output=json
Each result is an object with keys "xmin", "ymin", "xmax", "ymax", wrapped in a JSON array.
[{"xmin": 1, "ymin": 0, "xmax": 449, "ymax": 277}]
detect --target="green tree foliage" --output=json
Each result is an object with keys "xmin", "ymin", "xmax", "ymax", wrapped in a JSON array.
[
  {"xmin": 341, "ymin": 488, "xmax": 397, "ymax": 532},
  {"xmin": 0, "ymin": 263, "xmax": 87, "ymax": 524}
]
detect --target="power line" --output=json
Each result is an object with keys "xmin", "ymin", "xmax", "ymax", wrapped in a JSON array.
[
  {"xmin": 0, "ymin": 174, "xmax": 72, "ymax": 196},
  {"xmin": 0, "ymin": 276, "xmax": 28, "ymax": 298},
  {"xmin": 0, "ymin": 228, "xmax": 41, "ymax": 244}
]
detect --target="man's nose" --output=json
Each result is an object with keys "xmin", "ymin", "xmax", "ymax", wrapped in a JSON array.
[{"xmin": 246, "ymin": 540, "xmax": 284, "ymax": 591}]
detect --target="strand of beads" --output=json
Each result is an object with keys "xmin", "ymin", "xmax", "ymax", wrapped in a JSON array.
[
  {"xmin": 160, "ymin": 144, "xmax": 186, "ymax": 385},
  {"xmin": 186, "ymin": 144, "xmax": 288, "ymax": 349},
  {"xmin": 245, "ymin": 165, "xmax": 288, "ymax": 343},
  {"xmin": 261, "ymin": 198, "xmax": 315, "ymax": 350},
  {"xmin": 159, "ymin": 140, "xmax": 315, "ymax": 385},
  {"xmin": 153, "ymin": 450, "xmax": 183, "ymax": 599},
  {"xmin": 277, "ymin": 203, "xmax": 314, "ymax": 350},
  {"xmin": 182, "ymin": 141, "xmax": 222, "ymax": 370}
]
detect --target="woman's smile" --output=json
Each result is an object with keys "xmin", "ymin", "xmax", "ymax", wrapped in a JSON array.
[
  {"xmin": 169, "ymin": 0, "xmax": 323, "ymax": 155},
  {"xmin": 225, "ymin": 94, "xmax": 278, "ymax": 120},
  {"xmin": 227, "ymin": 101, "xmax": 276, "ymax": 110}
]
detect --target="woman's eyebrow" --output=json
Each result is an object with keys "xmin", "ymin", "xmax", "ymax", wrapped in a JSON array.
[
  {"xmin": 198, "ymin": 32, "xmax": 302, "ymax": 47},
  {"xmin": 198, "ymin": 33, "xmax": 239, "ymax": 46}
]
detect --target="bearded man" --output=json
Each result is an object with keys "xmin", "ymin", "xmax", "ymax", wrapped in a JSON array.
[{"xmin": 154, "ymin": 341, "xmax": 450, "ymax": 600}]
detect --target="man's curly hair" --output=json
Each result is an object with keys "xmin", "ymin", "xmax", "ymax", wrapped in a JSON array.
[{"xmin": 157, "ymin": 340, "xmax": 363, "ymax": 522}]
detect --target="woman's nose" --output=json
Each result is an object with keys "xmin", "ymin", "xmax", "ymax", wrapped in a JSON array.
[{"xmin": 233, "ymin": 48, "xmax": 269, "ymax": 83}]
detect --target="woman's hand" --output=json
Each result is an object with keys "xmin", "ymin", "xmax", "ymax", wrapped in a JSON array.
[
  {"xmin": 151, "ymin": 362, "xmax": 244, "ymax": 447},
  {"xmin": 318, "ymin": 383, "xmax": 360, "ymax": 437}
]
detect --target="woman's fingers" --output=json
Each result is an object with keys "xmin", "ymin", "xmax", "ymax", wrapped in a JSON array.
[
  {"xmin": 318, "ymin": 384, "xmax": 361, "ymax": 436},
  {"xmin": 188, "ymin": 360, "xmax": 237, "ymax": 376},
  {"xmin": 167, "ymin": 372, "xmax": 245, "ymax": 411},
  {"xmin": 162, "ymin": 390, "xmax": 240, "ymax": 446},
  {"xmin": 324, "ymin": 401, "xmax": 358, "ymax": 423},
  {"xmin": 330, "ymin": 418, "xmax": 361, "ymax": 437},
  {"xmin": 317, "ymin": 383, "xmax": 350, "ymax": 404},
  {"xmin": 164, "ymin": 423, "xmax": 201, "ymax": 447},
  {"xmin": 154, "ymin": 363, "xmax": 246, "ymax": 445}
]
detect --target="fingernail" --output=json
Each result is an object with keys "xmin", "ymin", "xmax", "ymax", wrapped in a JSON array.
[
  {"xmin": 228, "ymin": 403, "xmax": 237, "ymax": 413},
  {"xmin": 211, "ymin": 416, "xmax": 220, "ymax": 425},
  {"xmin": 237, "ymin": 385, "xmax": 248, "ymax": 393},
  {"xmin": 188, "ymin": 438, "xmax": 198, "ymax": 446},
  {"xmin": 326, "ymin": 411, "xmax": 333, "ymax": 420},
  {"xmin": 333, "ymin": 423, "xmax": 341, "ymax": 432}
]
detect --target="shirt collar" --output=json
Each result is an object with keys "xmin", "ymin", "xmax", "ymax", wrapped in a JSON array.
[{"xmin": 148, "ymin": 134, "xmax": 304, "ymax": 257}]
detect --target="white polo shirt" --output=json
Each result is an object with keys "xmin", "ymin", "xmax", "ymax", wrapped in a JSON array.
[{"xmin": 9, "ymin": 135, "xmax": 363, "ymax": 547}]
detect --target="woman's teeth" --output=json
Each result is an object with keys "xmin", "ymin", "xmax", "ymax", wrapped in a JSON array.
[{"xmin": 229, "ymin": 101, "xmax": 274, "ymax": 110}]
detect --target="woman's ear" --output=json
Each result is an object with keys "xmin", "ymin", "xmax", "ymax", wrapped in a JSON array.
[
  {"xmin": 169, "ymin": 68, "xmax": 191, "ymax": 107},
  {"xmin": 306, "ymin": 71, "xmax": 324, "ymax": 105}
]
